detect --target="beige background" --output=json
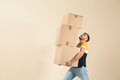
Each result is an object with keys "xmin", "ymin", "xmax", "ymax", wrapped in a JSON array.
[{"xmin": 0, "ymin": 0, "xmax": 120, "ymax": 80}]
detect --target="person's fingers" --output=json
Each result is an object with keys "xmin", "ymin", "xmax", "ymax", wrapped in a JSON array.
[{"xmin": 66, "ymin": 62, "xmax": 69, "ymax": 66}]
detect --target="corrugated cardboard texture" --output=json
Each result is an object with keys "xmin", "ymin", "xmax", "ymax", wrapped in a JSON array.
[
  {"xmin": 56, "ymin": 25, "xmax": 79, "ymax": 46},
  {"xmin": 62, "ymin": 13, "xmax": 83, "ymax": 28},
  {"xmin": 54, "ymin": 46, "xmax": 80, "ymax": 67}
]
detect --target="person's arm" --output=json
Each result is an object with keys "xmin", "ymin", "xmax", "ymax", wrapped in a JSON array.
[{"xmin": 66, "ymin": 47, "xmax": 85, "ymax": 67}]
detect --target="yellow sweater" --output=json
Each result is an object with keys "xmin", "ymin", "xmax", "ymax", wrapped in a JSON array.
[{"xmin": 76, "ymin": 41, "xmax": 88, "ymax": 53}]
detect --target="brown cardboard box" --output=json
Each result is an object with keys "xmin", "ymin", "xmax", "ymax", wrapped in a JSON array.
[
  {"xmin": 56, "ymin": 24, "xmax": 80, "ymax": 46},
  {"xmin": 54, "ymin": 45, "xmax": 80, "ymax": 67},
  {"xmin": 54, "ymin": 13, "xmax": 82, "ymax": 67},
  {"xmin": 62, "ymin": 13, "xmax": 83, "ymax": 28}
]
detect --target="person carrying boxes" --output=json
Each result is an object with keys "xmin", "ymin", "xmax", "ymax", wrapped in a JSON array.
[
  {"xmin": 63, "ymin": 32, "xmax": 90, "ymax": 80},
  {"xmin": 54, "ymin": 13, "xmax": 90, "ymax": 80}
]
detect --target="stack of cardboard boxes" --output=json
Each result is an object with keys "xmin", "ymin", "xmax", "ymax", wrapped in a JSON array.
[{"xmin": 54, "ymin": 13, "xmax": 83, "ymax": 67}]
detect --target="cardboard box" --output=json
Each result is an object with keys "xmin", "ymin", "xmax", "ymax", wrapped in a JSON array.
[
  {"xmin": 56, "ymin": 24, "xmax": 80, "ymax": 46},
  {"xmin": 62, "ymin": 13, "xmax": 83, "ymax": 28},
  {"xmin": 54, "ymin": 45, "xmax": 80, "ymax": 67}
]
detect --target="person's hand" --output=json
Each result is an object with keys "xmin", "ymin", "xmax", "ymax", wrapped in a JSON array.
[{"xmin": 66, "ymin": 61, "xmax": 72, "ymax": 67}]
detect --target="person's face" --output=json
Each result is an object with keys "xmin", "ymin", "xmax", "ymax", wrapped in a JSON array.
[{"xmin": 79, "ymin": 33, "xmax": 88, "ymax": 41}]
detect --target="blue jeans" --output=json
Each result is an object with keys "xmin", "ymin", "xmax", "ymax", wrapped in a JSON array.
[{"xmin": 64, "ymin": 66, "xmax": 89, "ymax": 80}]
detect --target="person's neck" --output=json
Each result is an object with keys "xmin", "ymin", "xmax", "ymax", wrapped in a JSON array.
[{"xmin": 80, "ymin": 40, "xmax": 85, "ymax": 43}]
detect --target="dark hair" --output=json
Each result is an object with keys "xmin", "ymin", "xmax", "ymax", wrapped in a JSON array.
[{"xmin": 84, "ymin": 32, "xmax": 90, "ymax": 42}]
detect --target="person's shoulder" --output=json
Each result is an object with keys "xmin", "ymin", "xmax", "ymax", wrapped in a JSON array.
[
  {"xmin": 81, "ymin": 41, "xmax": 89, "ymax": 50},
  {"xmin": 76, "ymin": 41, "xmax": 87, "ymax": 47}
]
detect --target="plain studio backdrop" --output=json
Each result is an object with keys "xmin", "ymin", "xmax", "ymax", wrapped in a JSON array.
[{"xmin": 0, "ymin": 0, "xmax": 120, "ymax": 80}]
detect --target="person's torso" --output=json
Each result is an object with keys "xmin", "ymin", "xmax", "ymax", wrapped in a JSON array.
[{"xmin": 76, "ymin": 41, "xmax": 89, "ymax": 68}]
